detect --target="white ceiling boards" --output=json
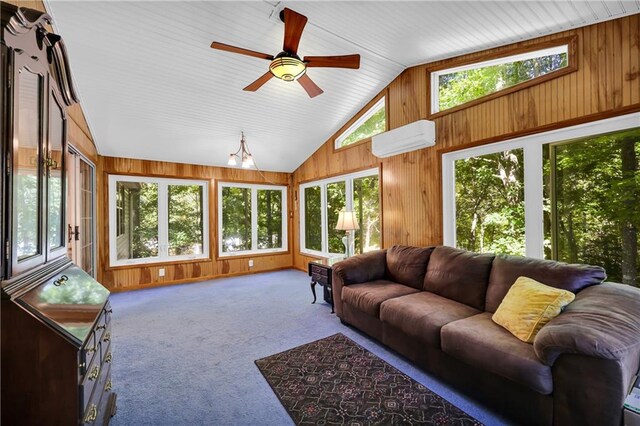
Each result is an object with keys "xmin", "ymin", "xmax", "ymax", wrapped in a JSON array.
[{"xmin": 46, "ymin": 1, "xmax": 640, "ymax": 172}]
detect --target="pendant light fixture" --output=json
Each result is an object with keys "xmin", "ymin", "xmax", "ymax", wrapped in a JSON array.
[{"xmin": 228, "ymin": 132, "xmax": 254, "ymax": 168}]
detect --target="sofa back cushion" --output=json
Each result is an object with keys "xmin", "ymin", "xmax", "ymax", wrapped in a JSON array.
[
  {"xmin": 485, "ymin": 254, "xmax": 606, "ymax": 313},
  {"xmin": 385, "ymin": 245, "xmax": 435, "ymax": 289},
  {"xmin": 423, "ymin": 246, "xmax": 495, "ymax": 310}
]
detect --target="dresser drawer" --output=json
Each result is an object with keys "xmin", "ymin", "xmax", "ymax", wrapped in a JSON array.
[
  {"xmin": 82, "ymin": 363, "xmax": 114, "ymax": 425},
  {"xmin": 80, "ymin": 342, "xmax": 102, "ymax": 415},
  {"xmin": 310, "ymin": 265, "xmax": 328, "ymax": 277},
  {"xmin": 311, "ymin": 272, "xmax": 328, "ymax": 284},
  {"xmin": 94, "ymin": 312, "xmax": 108, "ymax": 343}
]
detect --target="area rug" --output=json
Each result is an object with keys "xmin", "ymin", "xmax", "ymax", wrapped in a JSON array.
[{"xmin": 255, "ymin": 333, "xmax": 482, "ymax": 425}]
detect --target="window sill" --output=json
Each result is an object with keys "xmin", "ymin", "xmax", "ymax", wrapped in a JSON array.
[
  {"xmin": 217, "ymin": 249, "xmax": 289, "ymax": 260},
  {"xmin": 300, "ymin": 249, "xmax": 346, "ymax": 259},
  {"xmin": 107, "ymin": 256, "xmax": 211, "ymax": 270}
]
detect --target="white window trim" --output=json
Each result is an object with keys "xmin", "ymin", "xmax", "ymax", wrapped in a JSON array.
[
  {"xmin": 431, "ymin": 44, "xmax": 569, "ymax": 114},
  {"xmin": 300, "ymin": 168, "xmax": 379, "ymax": 258},
  {"xmin": 335, "ymin": 97, "xmax": 386, "ymax": 149},
  {"xmin": 108, "ymin": 175, "xmax": 210, "ymax": 267},
  {"xmin": 442, "ymin": 112, "xmax": 640, "ymax": 258},
  {"xmin": 218, "ymin": 182, "xmax": 288, "ymax": 257}
]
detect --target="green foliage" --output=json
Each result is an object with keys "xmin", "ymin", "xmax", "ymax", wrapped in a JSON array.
[
  {"xmin": 48, "ymin": 173, "xmax": 63, "ymax": 249},
  {"xmin": 15, "ymin": 174, "xmax": 39, "ymax": 259},
  {"xmin": 130, "ymin": 183, "xmax": 159, "ymax": 258},
  {"xmin": 455, "ymin": 128, "xmax": 639, "ymax": 287},
  {"xmin": 340, "ymin": 106, "xmax": 386, "ymax": 147},
  {"xmin": 305, "ymin": 186, "xmax": 322, "ymax": 251},
  {"xmin": 455, "ymin": 149, "xmax": 526, "ymax": 256},
  {"xmin": 327, "ymin": 182, "xmax": 346, "ymax": 253},
  {"xmin": 353, "ymin": 176, "xmax": 381, "ymax": 254},
  {"xmin": 168, "ymin": 184, "xmax": 204, "ymax": 255},
  {"xmin": 222, "ymin": 187, "xmax": 251, "ymax": 252},
  {"xmin": 257, "ymin": 190, "xmax": 282, "ymax": 249},
  {"xmin": 548, "ymin": 129, "xmax": 639, "ymax": 286},
  {"xmin": 439, "ymin": 52, "xmax": 567, "ymax": 111}
]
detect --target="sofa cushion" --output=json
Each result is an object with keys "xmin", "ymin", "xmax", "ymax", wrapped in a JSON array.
[
  {"xmin": 492, "ymin": 276, "xmax": 575, "ymax": 343},
  {"xmin": 485, "ymin": 254, "xmax": 606, "ymax": 313},
  {"xmin": 441, "ymin": 312, "xmax": 553, "ymax": 395},
  {"xmin": 423, "ymin": 246, "xmax": 495, "ymax": 310},
  {"xmin": 380, "ymin": 292, "xmax": 480, "ymax": 347},
  {"xmin": 385, "ymin": 245, "xmax": 435, "ymax": 289},
  {"xmin": 341, "ymin": 280, "xmax": 419, "ymax": 318}
]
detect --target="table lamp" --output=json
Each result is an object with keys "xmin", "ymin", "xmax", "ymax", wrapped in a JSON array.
[{"xmin": 335, "ymin": 211, "xmax": 360, "ymax": 258}]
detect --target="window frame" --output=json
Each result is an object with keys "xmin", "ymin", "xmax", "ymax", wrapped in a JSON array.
[
  {"xmin": 299, "ymin": 168, "xmax": 380, "ymax": 258},
  {"xmin": 334, "ymin": 94, "xmax": 387, "ymax": 150},
  {"xmin": 108, "ymin": 175, "xmax": 210, "ymax": 267},
  {"xmin": 430, "ymin": 36, "xmax": 577, "ymax": 117},
  {"xmin": 217, "ymin": 182, "xmax": 288, "ymax": 257},
  {"xmin": 442, "ymin": 112, "xmax": 640, "ymax": 259}
]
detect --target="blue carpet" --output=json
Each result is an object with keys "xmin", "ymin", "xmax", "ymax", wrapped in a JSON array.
[{"xmin": 108, "ymin": 269, "xmax": 510, "ymax": 426}]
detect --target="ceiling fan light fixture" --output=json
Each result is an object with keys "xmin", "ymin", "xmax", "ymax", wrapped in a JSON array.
[{"xmin": 269, "ymin": 56, "xmax": 306, "ymax": 81}]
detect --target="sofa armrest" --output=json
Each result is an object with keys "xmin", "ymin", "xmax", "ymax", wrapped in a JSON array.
[
  {"xmin": 535, "ymin": 283, "xmax": 640, "ymax": 426},
  {"xmin": 534, "ymin": 282, "xmax": 640, "ymax": 366},
  {"xmin": 331, "ymin": 249, "xmax": 387, "ymax": 318}
]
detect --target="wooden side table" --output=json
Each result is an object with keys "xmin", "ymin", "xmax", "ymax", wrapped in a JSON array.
[{"xmin": 308, "ymin": 258, "xmax": 343, "ymax": 313}]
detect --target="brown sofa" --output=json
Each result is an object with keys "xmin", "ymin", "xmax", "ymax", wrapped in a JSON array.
[{"xmin": 332, "ymin": 245, "xmax": 640, "ymax": 426}]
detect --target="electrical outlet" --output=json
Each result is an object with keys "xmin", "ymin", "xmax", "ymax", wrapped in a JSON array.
[
  {"xmin": 248, "ymin": 260, "xmax": 254, "ymax": 267},
  {"xmin": 159, "ymin": 268, "xmax": 165, "ymax": 277}
]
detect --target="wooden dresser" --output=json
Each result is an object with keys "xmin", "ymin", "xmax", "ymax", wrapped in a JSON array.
[
  {"xmin": 1, "ymin": 4, "xmax": 116, "ymax": 424},
  {"xmin": 2, "ymin": 260, "xmax": 117, "ymax": 425}
]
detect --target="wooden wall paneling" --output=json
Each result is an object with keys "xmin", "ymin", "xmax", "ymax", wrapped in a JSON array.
[
  {"xmin": 632, "ymin": 14, "xmax": 640, "ymax": 105},
  {"xmin": 291, "ymin": 16, "xmax": 640, "ymax": 270}
]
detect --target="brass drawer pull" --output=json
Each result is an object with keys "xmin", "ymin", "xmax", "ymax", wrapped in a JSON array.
[
  {"xmin": 96, "ymin": 324, "xmax": 106, "ymax": 331},
  {"xmin": 87, "ymin": 346, "xmax": 96, "ymax": 354},
  {"xmin": 105, "ymin": 380, "xmax": 112, "ymax": 392},
  {"xmin": 83, "ymin": 404, "xmax": 97, "ymax": 423},
  {"xmin": 53, "ymin": 274, "xmax": 68, "ymax": 286},
  {"xmin": 104, "ymin": 352, "xmax": 112, "ymax": 363},
  {"xmin": 88, "ymin": 366, "xmax": 100, "ymax": 381},
  {"xmin": 103, "ymin": 332, "xmax": 111, "ymax": 342}
]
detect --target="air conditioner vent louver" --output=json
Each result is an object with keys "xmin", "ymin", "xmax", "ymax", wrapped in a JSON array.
[{"xmin": 372, "ymin": 119, "xmax": 436, "ymax": 158}]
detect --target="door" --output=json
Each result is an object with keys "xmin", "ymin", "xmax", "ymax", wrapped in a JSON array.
[{"xmin": 67, "ymin": 148, "xmax": 96, "ymax": 277}]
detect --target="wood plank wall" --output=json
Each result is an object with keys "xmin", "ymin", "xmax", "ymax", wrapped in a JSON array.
[
  {"xmin": 97, "ymin": 156, "xmax": 294, "ymax": 291},
  {"xmin": 292, "ymin": 15, "xmax": 640, "ymax": 271}
]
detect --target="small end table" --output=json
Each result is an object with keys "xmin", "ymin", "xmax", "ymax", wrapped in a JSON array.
[{"xmin": 308, "ymin": 258, "xmax": 344, "ymax": 313}]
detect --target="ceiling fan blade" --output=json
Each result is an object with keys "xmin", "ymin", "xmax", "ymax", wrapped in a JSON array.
[
  {"xmin": 297, "ymin": 74, "xmax": 323, "ymax": 98},
  {"xmin": 211, "ymin": 42, "xmax": 274, "ymax": 61},
  {"xmin": 243, "ymin": 71, "xmax": 274, "ymax": 92},
  {"xmin": 304, "ymin": 54, "xmax": 361, "ymax": 69},
  {"xmin": 281, "ymin": 8, "xmax": 308, "ymax": 54}
]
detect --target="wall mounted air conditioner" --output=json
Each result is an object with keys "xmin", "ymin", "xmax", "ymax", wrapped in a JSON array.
[{"xmin": 371, "ymin": 119, "xmax": 436, "ymax": 158}]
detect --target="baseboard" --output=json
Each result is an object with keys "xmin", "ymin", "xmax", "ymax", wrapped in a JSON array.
[{"xmin": 108, "ymin": 266, "xmax": 296, "ymax": 293}]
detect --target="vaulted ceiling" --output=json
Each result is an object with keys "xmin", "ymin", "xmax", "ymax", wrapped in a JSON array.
[{"xmin": 46, "ymin": 1, "xmax": 640, "ymax": 172}]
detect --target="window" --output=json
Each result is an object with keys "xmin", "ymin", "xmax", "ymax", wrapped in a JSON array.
[
  {"xmin": 443, "ymin": 113, "xmax": 640, "ymax": 287},
  {"xmin": 300, "ymin": 169, "xmax": 381, "ymax": 257},
  {"xmin": 432, "ymin": 43, "xmax": 570, "ymax": 113},
  {"xmin": 108, "ymin": 176, "xmax": 209, "ymax": 266},
  {"xmin": 218, "ymin": 183, "xmax": 287, "ymax": 256},
  {"xmin": 335, "ymin": 97, "xmax": 386, "ymax": 149}
]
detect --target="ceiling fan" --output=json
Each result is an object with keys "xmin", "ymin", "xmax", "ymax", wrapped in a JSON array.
[{"xmin": 210, "ymin": 8, "xmax": 360, "ymax": 98}]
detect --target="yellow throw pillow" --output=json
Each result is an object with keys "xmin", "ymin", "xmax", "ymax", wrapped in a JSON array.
[{"xmin": 492, "ymin": 276, "xmax": 575, "ymax": 343}]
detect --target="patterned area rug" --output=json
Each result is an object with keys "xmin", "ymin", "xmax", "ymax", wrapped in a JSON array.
[{"xmin": 255, "ymin": 333, "xmax": 482, "ymax": 425}]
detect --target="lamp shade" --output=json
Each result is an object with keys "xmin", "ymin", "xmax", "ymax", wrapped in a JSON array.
[
  {"xmin": 335, "ymin": 211, "xmax": 360, "ymax": 231},
  {"xmin": 269, "ymin": 57, "xmax": 306, "ymax": 81}
]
